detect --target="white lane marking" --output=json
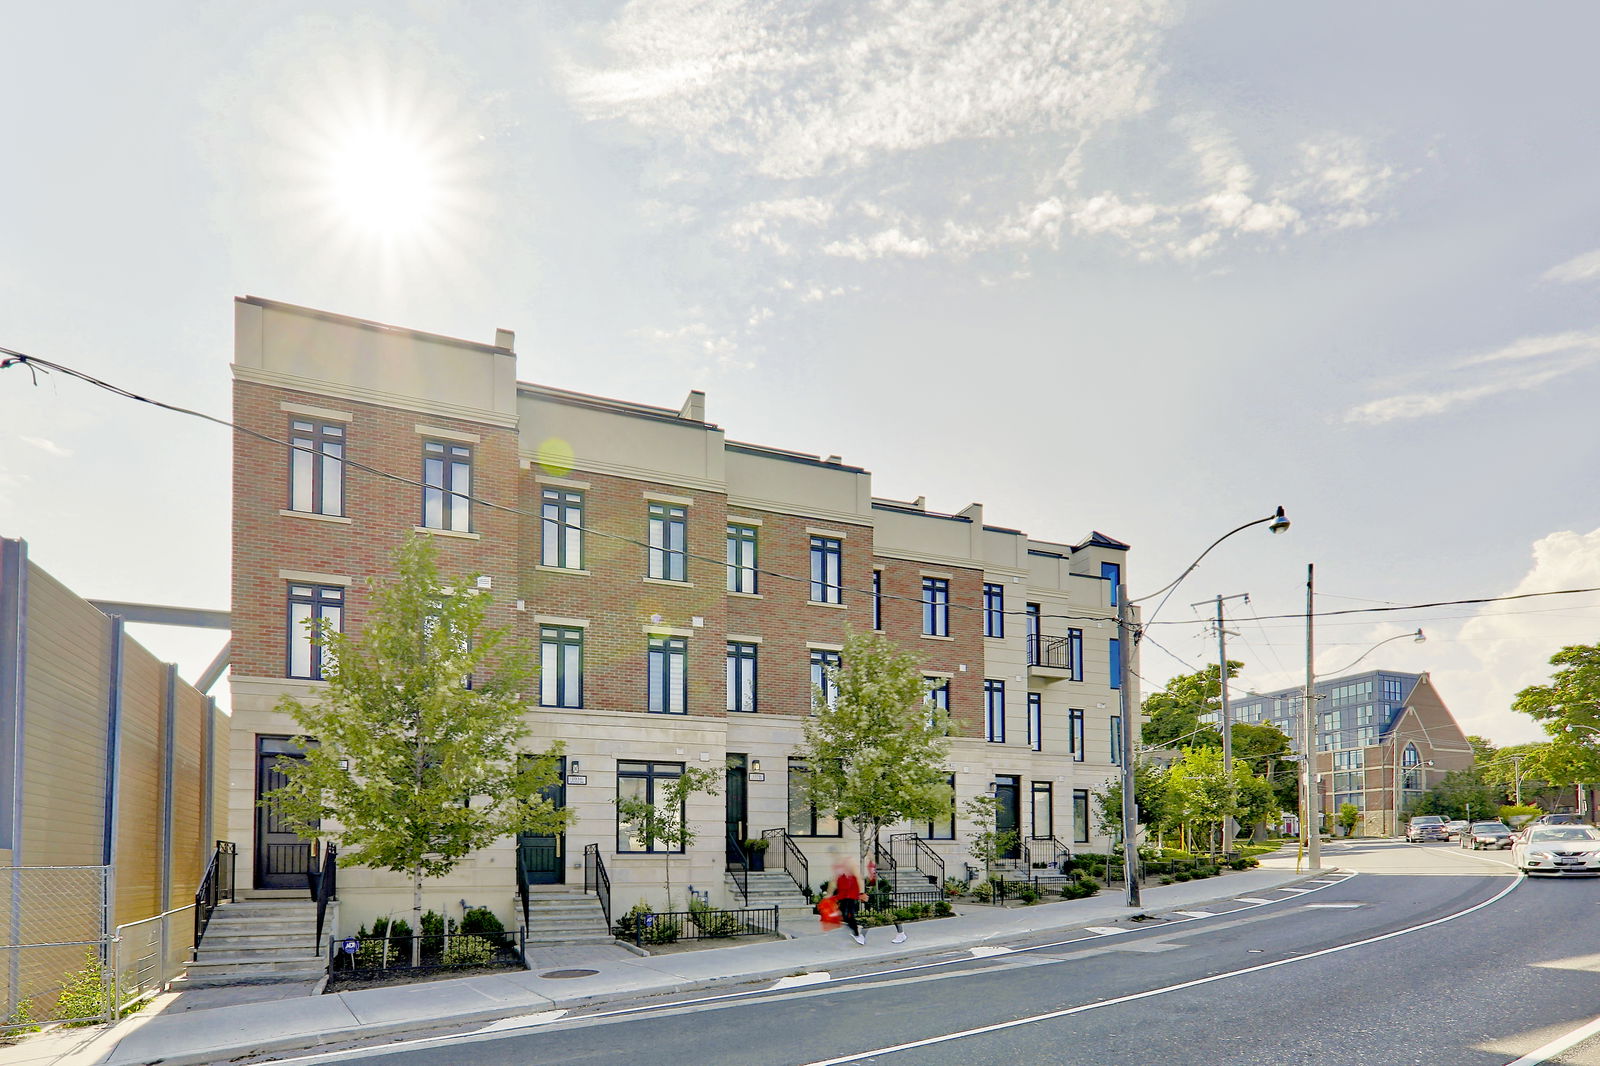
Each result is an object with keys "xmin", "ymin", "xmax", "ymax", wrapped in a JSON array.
[
  {"xmin": 969, "ymin": 946, "xmax": 1013, "ymax": 958},
  {"xmin": 1235, "ymin": 897, "xmax": 1274, "ymax": 904},
  {"xmin": 1307, "ymin": 879, "xmax": 1338, "ymax": 884},
  {"xmin": 475, "ymin": 1010, "xmax": 569, "ymax": 1034},
  {"xmin": 1085, "ymin": 927, "xmax": 1127, "ymax": 936},
  {"xmin": 1175, "ymin": 911, "xmax": 1216, "ymax": 918},
  {"xmin": 796, "ymin": 873, "xmax": 1524, "ymax": 1066},
  {"xmin": 1501, "ymin": 1012, "xmax": 1600, "ymax": 1065},
  {"xmin": 1304, "ymin": 903, "xmax": 1362, "ymax": 909},
  {"xmin": 771, "ymin": 972, "xmax": 831, "ymax": 990},
  {"xmin": 1279, "ymin": 887, "xmax": 1314, "ymax": 894}
]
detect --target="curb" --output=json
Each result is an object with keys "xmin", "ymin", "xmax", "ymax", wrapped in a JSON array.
[{"xmin": 104, "ymin": 865, "xmax": 1326, "ymax": 1066}]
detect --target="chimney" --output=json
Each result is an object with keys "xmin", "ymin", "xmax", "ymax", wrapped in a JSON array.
[
  {"xmin": 494, "ymin": 328, "xmax": 515, "ymax": 351},
  {"xmin": 679, "ymin": 390, "xmax": 706, "ymax": 422}
]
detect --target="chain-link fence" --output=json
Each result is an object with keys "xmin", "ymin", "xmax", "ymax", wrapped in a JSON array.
[
  {"xmin": 111, "ymin": 904, "xmax": 195, "ymax": 1014},
  {"xmin": 0, "ymin": 866, "xmax": 112, "ymax": 1032}
]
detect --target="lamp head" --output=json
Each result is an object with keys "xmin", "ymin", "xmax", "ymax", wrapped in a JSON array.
[
  {"xmin": 1268, "ymin": 506, "xmax": 1290, "ymax": 535},
  {"xmin": 1412, "ymin": 629, "xmax": 1426, "ymax": 644}
]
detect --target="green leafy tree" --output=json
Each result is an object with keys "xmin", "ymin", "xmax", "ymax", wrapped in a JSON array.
[
  {"xmin": 964, "ymin": 794, "xmax": 1019, "ymax": 880},
  {"xmin": 1165, "ymin": 746, "xmax": 1236, "ymax": 855},
  {"xmin": 796, "ymin": 630, "xmax": 952, "ymax": 869},
  {"xmin": 1336, "ymin": 803, "xmax": 1360, "ymax": 837},
  {"xmin": 1466, "ymin": 734, "xmax": 1499, "ymax": 766},
  {"xmin": 1140, "ymin": 663, "xmax": 1241, "ymax": 749},
  {"xmin": 1514, "ymin": 646, "xmax": 1600, "ymax": 791},
  {"xmin": 614, "ymin": 765, "xmax": 721, "ymax": 908},
  {"xmin": 1410, "ymin": 768, "xmax": 1504, "ymax": 820},
  {"xmin": 1094, "ymin": 762, "xmax": 1172, "ymax": 838},
  {"xmin": 269, "ymin": 536, "xmax": 571, "ymax": 966},
  {"xmin": 1234, "ymin": 767, "xmax": 1281, "ymax": 835}
]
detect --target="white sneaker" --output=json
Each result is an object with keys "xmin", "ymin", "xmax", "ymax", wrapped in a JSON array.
[
  {"xmin": 853, "ymin": 933, "xmax": 866, "ymax": 945},
  {"xmin": 892, "ymin": 932, "xmax": 907, "ymax": 944}
]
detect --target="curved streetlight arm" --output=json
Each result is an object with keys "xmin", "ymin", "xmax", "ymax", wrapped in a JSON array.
[
  {"xmin": 1318, "ymin": 629, "xmax": 1425, "ymax": 678},
  {"xmin": 1132, "ymin": 507, "xmax": 1290, "ymax": 626}
]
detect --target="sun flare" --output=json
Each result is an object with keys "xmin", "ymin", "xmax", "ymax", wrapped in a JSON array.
[{"xmin": 324, "ymin": 126, "xmax": 443, "ymax": 238}]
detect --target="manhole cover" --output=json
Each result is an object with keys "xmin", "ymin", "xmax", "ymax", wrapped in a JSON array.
[{"xmin": 538, "ymin": 968, "xmax": 599, "ymax": 979}]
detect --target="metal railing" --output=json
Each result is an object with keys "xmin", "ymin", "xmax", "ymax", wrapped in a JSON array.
[
  {"xmin": 1028, "ymin": 634, "xmax": 1075, "ymax": 671},
  {"xmin": 1033, "ymin": 835, "xmax": 1072, "ymax": 872},
  {"xmin": 115, "ymin": 904, "xmax": 193, "ymax": 1016},
  {"xmin": 311, "ymin": 843, "xmax": 337, "ymax": 952},
  {"xmin": 327, "ymin": 930, "xmax": 522, "ymax": 984},
  {"xmin": 726, "ymin": 831, "xmax": 750, "ymax": 906},
  {"xmin": 888, "ymin": 833, "xmax": 945, "ymax": 888},
  {"xmin": 613, "ymin": 904, "xmax": 779, "ymax": 947},
  {"xmin": 192, "ymin": 840, "xmax": 236, "ymax": 956},
  {"xmin": 582, "ymin": 843, "xmax": 612, "ymax": 930},
  {"xmin": 865, "ymin": 887, "xmax": 945, "ymax": 911},
  {"xmin": 763, "ymin": 828, "xmax": 810, "ymax": 896},
  {"xmin": 516, "ymin": 847, "xmax": 531, "ymax": 932}
]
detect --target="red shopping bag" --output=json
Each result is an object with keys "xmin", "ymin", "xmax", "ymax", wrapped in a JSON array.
[{"xmin": 818, "ymin": 895, "xmax": 841, "ymax": 929}]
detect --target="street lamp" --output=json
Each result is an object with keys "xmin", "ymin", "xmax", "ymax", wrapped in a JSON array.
[
  {"xmin": 1116, "ymin": 506, "xmax": 1290, "ymax": 908},
  {"xmin": 1393, "ymin": 752, "xmax": 1433, "ymax": 835}
]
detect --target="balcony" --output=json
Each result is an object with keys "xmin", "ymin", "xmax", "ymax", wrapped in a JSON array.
[{"xmin": 1027, "ymin": 635, "xmax": 1076, "ymax": 680}]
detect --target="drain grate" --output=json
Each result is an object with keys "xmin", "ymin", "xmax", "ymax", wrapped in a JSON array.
[{"xmin": 538, "ymin": 968, "xmax": 599, "ymax": 979}]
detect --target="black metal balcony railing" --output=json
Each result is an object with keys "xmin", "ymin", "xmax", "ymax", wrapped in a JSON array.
[{"xmin": 1028, "ymin": 634, "xmax": 1075, "ymax": 672}]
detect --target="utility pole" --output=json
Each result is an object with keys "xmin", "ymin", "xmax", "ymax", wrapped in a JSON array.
[
  {"xmin": 1510, "ymin": 754, "xmax": 1523, "ymax": 806},
  {"xmin": 1116, "ymin": 582, "xmax": 1140, "ymax": 908},
  {"xmin": 1302, "ymin": 563, "xmax": 1323, "ymax": 870},
  {"xmin": 1201, "ymin": 593, "xmax": 1249, "ymax": 850}
]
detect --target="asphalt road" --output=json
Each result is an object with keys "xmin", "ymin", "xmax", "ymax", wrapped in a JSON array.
[{"xmin": 279, "ymin": 842, "xmax": 1600, "ymax": 1066}]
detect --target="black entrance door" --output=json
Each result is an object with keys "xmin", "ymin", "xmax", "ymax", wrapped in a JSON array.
[
  {"xmin": 255, "ymin": 736, "xmax": 315, "ymax": 889},
  {"xmin": 726, "ymin": 754, "xmax": 748, "ymax": 860},
  {"xmin": 994, "ymin": 776, "xmax": 1021, "ymax": 859},
  {"xmin": 518, "ymin": 757, "xmax": 567, "ymax": 885}
]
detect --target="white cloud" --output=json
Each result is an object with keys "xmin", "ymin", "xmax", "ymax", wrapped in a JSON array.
[
  {"xmin": 19, "ymin": 435, "xmax": 72, "ymax": 458},
  {"xmin": 1343, "ymin": 329, "xmax": 1600, "ymax": 425},
  {"xmin": 1544, "ymin": 249, "xmax": 1600, "ymax": 286}
]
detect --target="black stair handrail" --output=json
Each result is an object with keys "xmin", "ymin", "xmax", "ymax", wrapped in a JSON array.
[
  {"xmin": 1042, "ymin": 835, "xmax": 1073, "ymax": 871},
  {"xmin": 192, "ymin": 840, "xmax": 236, "ymax": 958},
  {"xmin": 516, "ymin": 845, "xmax": 531, "ymax": 932},
  {"xmin": 726, "ymin": 831, "xmax": 750, "ymax": 906},
  {"xmin": 762, "ymin": 828, "xmax": 810, "ymax": 896},
  {"xmin": 890, "ymin": 832, "xmax": 946, "ymax": 887},
  {"xmin": 583, "ymin": 843, "xmax": 612, "ymax": 929},
  {"xmin": 312, "ymin": 842, "xmax": 338, "ymax": 952}
]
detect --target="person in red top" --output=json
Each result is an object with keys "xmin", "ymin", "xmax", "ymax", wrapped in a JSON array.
[
  {"xmin": 867, "ymin": 860, "xmax": 908, "ymax": 944},
  {"xmin": 832, "ymin": 859, "xmax": 865, "ymax": 945}
]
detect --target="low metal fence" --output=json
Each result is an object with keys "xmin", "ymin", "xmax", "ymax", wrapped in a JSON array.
[
  {"xmin": 327, "ymin": 930, "xmax": 524, "ymax": 984},
  {"xmin": 613, "ymin": 904, "xmax": 779, "ymax": 947},
  {"xmin": 113, "ymin": 904, "xmax": 195, "ymax": 1015},
  {"xmin": 0, "ymin": 865, "xmax": 113, "ymax": 1033}
]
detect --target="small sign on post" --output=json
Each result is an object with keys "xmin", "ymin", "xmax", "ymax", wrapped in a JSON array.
[{"xmin": 341, "ymin": 937, "xmax": 359, "ymax": 955}]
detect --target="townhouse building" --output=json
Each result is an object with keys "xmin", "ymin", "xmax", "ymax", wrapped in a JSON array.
[
  {"xmin": 227, "ymin": 296, "xmax": 1136, "ymax": 928},
  {"xmin": 1228, "ymin": 670, "xmax": 1474, "ymax": 836}
]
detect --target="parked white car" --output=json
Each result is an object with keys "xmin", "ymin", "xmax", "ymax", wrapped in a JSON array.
[{"xmin": 1512, "ymin": 825, "xmax": 1600, "ymax": 875}]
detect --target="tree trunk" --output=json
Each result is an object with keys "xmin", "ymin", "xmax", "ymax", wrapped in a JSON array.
[{"xmin": 411, "ymin": 866, "xmax": 423, "ymax": 968}]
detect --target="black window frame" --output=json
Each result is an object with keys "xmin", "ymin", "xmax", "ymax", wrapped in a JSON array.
[
  {"xmin": 922, "ymin": 576, "xmax": 950, "ymax": 636},
  {"xmin": 871, "ymin": 569, "xmax": 883, "ymax": 630},
  {"xmin": 539, "ymin": 625, "xmax": 584, "ymax": 709},
  {"xmin": 726, "ymin": 524, "xmax": 758, "ymax": 594},
  {"xmin": 1027, "ymin": 691, "xmax": 1042, "ymax": 752},
  {"xmin": 787, "ymin": 758, "xmax": 843, "ymax": 837},
  {"xmin": 1069, "ymin": 708, "xmax": 1085, "ymax": 762},
  {"xmin": 1073, "ymin": 789, "xmax": 1091, "ymax": 844},
  {"xmin": 541, "ymin": 488, "xmax": 584, "ymax": 569},
  {"xmin": 286, "ymin": 583, "xmax": 343, "ymax": 680},
  {"xmin": 927, "ymin": 773, "xmax": 957, "ymax": 840},
  {"xmin": 727, "ymin": 641, "xmax": 758, "ymax": 713},
  {"xmin": 648, "ymin": 635, "xmax": 688, "ymax": 714},
  {"xmin": 616, "ymin": 760, "xmax": 686, "ymax": 853},
  {"xmin": 1031, "ymin": 781, "xmax": 1054, "ymax": 840},
  {"xmin": 984, "ymin": 679, "xmax": 1005, "ymax": 743},
  {"xmin": 810, "ymin": 536, "xmax": 843, "ymax": 604},
  {"xmin": 983, "ymin": 583, "xmax": 1004, "ymax": 638},
  {"xmin": 647, "ymin": 503, "xmax": 688, "ymax": 582},
  {"xmin": 1110, "ymin": 714, "xmax": 1122, "ymax": 765},
  {"xmin": 810, "ymin": 648, "xmax": 841, "ymax": 711},
  {"xmin": 288, "ymin": 419, "xmax": 345, "ymax": 517},
  {"xmin": 422, "ymin": 439, "xmax": 473, "ymax": 533},
  {"xmin": 1068, "ymin": 629, "xmax": 1084, "ymax": 681},
  {"xmin": 1109, "ymin": 637, "xmax": 1121, "ymax": 689}
]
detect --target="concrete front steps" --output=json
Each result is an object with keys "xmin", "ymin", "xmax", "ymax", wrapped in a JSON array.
[
  {"xmin": 519, "ymin": 888, "xmax": 614, "ymax": 945},
  {"xmin": 183, "ymin": 898, "xmax": 329, "ymax": 987},
  {"xmin": 726, "ymin": 870, "xmax": 813, "ymax": 931}
]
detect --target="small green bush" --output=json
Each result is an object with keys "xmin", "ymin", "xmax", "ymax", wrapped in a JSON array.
[
  {"xmin": 1158, "ymin": 875, "xmax": 1176, "ymax": 885},
  {"xmin": 934, "ymin": 899, "xmax": 953, "ymax": 917},
  {"xmin": 56, "ymin": 952, "xmax": 110, "ymax": 1025},
  {"xmin": 1174, "ymin": 871, "xmax": 1193, "ymax": 882},
  {"xmin": 442, "ymin": 935, "xmax": 498, "ymax": 966},
  {"xmin": 687, "ymin": 897, "xmax": 741, "ymax": 938},
  {"xmin": 614, "ymin": 901, "xmax": 680, "ymax": 944},
  {"xmin": 969, "ymin": 881, "xmax": 994, "ymax": 903},
  {"xmin": 459, "ymin": 908, "xmax": 504, "ymax": 938},
  {"xmin": 1016, "ymin": 886, "xmax": 1041, "ymax": 905}
]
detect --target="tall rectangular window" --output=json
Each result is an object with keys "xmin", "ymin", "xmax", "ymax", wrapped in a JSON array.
[
  {"xmin": 1111, "ymin": 715, "xmax": 1122, "ymax": 764},
  {"xmin": 984, "ymin": 679, "xmax": 1005, "ymax": 743},
  {"xmin": 1026, "ymin": 603, "xmax": 1041, "ymax": 662},
  {"xmin": 648, "ymin": 636, "xmax": 687, "ymax": 714},
  {"xmin": 1027, "ymin": 692, "xmax": 1042, "ymax": 752},
  {"xmin": 287, "ymin": 584, "xmax": 342, "ymax": 680},
  {"xmin": 787, "ymin": 758, "xmax": 841, "ymax": 836},
  {"xmin": 810, "ymin": 649, "xmax": 841, "ymax": 711},
  {"xmin": 922, "ymin": 577, "xmax": 950, "ymax": 636},
  {"xmin": 1031, "ymin": 781, "xmax": 1054, "ymax": 839},
  {"xmin": 1102, "ymin": 561, "xmax": 1122, "ymax": 606},
  {"xmin": 927, "ymin": 774, "xmax": 957, "ymax": 840},
  {"xmin": 422, "ymin": 440, "xmax": 472, "ymax": 532},
  {"xmin": 926, "ymin": 676, "xmax": 950, "ymax": 728},
  {"xmin": 1069, "ymin": 708, "xmax": 1085, "ymax": 762},
  {"xmin": 617, "ymin": 761, "xmax": 685, "ymax": 852},
  {"xmin": 983, "ymin": 583, "xmax": 1005, "ymax": 637},
  {"xmin": 541, "ymin": 489, "xmax": 584, "ymax": 569},
  {"xmin": 871, "ymin": 570, "xmax": 883, "ymax": 630},
  {"xmin": 1073, "ymin": 789, "xmax": 1090, "ymax": 844},
  {"xmin": 810, "ymin": 536, "xmax": 842, "ymax": 603},
  {"xmin": 1109, "ymin": 637, "xmax": 1121, "ymax": 689},
  {"xmin": 648, "ymin": 503, "xmax": 687, "ymax": 582},
  {"xmin": 727, "ymin": 641, "xmax": 758, "ymax": 713},
  {"xmin": 1068, "ymin": 629, "xmax": 1084, "ymax": 681},
  {"xmin": 726, "ymin": 524, "xmax": 758, "ymax": 593},
  {"xmin": 539, "ymin": 626, "xmax": 583, "ymax": 708},
  {"xmin": 288, "ymin": 420, "xmax": 344, "ymax": 516}
]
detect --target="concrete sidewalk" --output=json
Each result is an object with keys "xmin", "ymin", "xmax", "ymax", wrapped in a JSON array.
[{"xmin": 13, "ymin": 857, "xmax": 1321, "ymax": 1066}]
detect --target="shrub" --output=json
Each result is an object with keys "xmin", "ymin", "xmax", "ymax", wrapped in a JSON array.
[
  {"xmin": 1174, "ymin": 871, "xmax": 1193, "ymax": 882},
  {"xmin": 969, "ymin": 881, "xmax": 994, "ymax": 903},
  {"xmin": 420, "ymin": 910, "xmax": 456, "ymax": 958},
  {"xmin": 943, "ymin": 879, "xmax": 967, "ymax": 898},
  {"xmin": 1159, "ymin": 875, "xmax": 1176, "ymax": 885},
  {"xmin": 459, "ymin": 908, "xmax": 504, "ymax": 938},
  {"xmin": 1058, "ymin": 878, "xmax": 1100, "ymax": 900},
  {"xmin": 934, "ymin": 899, "xmax": 954, "ymax": 917},
  {"xmin": 614, "ymin": 901, "xmax": 681, "ymax": 944},
  {"xmin": 56, "ymin": 952, "xmax": 109, "ymax": 1025},
  {"xmin": 687, "ymin": 897, "xmax": 740, "ymax": 938},
  {"xmin": 442, "ymin": 935, "xmax": 498, "ymax": 966},
  {"xmin": 1016, "ymin": 886, "xmax": 1041, "ymax": 905}
]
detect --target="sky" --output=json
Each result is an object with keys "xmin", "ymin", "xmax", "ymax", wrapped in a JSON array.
[{"xmin": 3, "ymin": 1, "xmax": 1599, "ymax": 745}]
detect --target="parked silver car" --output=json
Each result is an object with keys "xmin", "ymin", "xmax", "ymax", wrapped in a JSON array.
[{"xmin": 1460, "ymin": 821, "xmax": 1513, "ymax": 850}]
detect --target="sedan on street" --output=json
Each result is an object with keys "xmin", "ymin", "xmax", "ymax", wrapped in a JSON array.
[
  {"xmin": 1460, "ymin": 821, "xmax": 1514, "ymax": 850},
  {"xmin": 1444, "ymin": 819, "xmax": 1470, "ymax": 840},
  {"xmin": 1512, "ymin": 825, "xmax": 1600, "ymax": 874}
]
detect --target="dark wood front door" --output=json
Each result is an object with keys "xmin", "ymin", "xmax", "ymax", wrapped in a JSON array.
[
  {"xmin": 518, "ymin": 758, "xmax": 567, "ymax": 885},
  {"xmin": 725, "ymin": 754, "xmax": 748, "ymax": 861},
  {"xmin": 994, "ymin": 776, "xmax": 1021, "ymax": 860},
  {"xmin": 255, "ymin": 735, "xmax": 315, "ymax": 890}
]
